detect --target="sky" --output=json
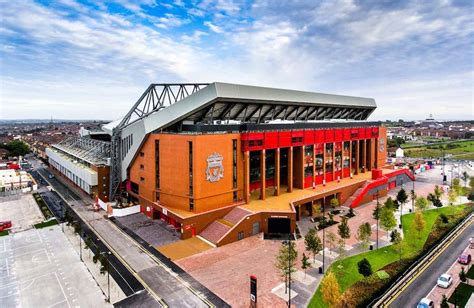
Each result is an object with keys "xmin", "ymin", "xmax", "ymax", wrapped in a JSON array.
[{"xmin": 0, "ymin": 0, "xmax": 472, "ymax": 121}]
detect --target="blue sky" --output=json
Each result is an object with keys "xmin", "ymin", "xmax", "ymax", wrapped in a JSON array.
[{"xmin": 0, "ymin": 0, "xmax": 472, "ymax": 121}]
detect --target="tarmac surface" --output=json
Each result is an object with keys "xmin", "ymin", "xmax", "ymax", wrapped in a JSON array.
[
  {"xmin": 389, "ymin": 219, "xmax": 474, "ymax": 307},
  {"xmin": 0, "ymin": 226, "xmax": 109, "ymax": 307}
]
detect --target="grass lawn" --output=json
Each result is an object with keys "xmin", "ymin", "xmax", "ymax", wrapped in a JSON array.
[
  {"xmin": 403, "ymin": 140, "xmax": 474, "ymax": 159},
  {"xmin": 34, "ymin": 219, "xmax": 58, "ymax": 229},
  {"xmin": 448, "ymin": 283, "xmax": 474, "ymax": 307},
  {"xmin": 309, "ymin": 205, "xmax": 466, "ymax": 308},
  {"xmin": 0, "ymin": 230, "xmax": 9, "ymax": 237}
]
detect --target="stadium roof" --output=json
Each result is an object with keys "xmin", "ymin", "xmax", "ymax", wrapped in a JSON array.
[{"xmin": 103, "ymin": 82, "xmax": 376, "ymax": 134}]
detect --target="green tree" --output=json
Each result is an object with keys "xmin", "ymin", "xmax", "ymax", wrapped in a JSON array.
[
  {"xmin": 301, "ymin": 253, "xmax": 311, "ymax": 279},
  {"xmin": 304, "ymin": 228, "xmax": 322, "ymax": 263},
  {"xmin": 275, "ymin": 241, "xmax": 298, "ymax": 288},
  {"xmin": 452, "ymin": 178, "xmax": 462, "ymax": 195},
  {"xmin": 396, "ymin": 188, "xmax": 408, "ymax": 212},
  {"xmin": 356, "ymin": 222, "xmax": 372, "ymax": 249},
  {"xmin": 321, "ymin": 271, "xmax": 341, "ymax": 308},
  {"xmin": 4, "ymin": 140, "xmax": 30, "ymax": 157},
  {"xmin": 384, "ymin": 197, "xmax": 396, "ymax": 211},
  {"xmin": 326, "ymin": 231, "xmax": 337, "ymax": 252},
  {"xmin": 357, "ymin": 258, "xmax": 373, "ymax": 278},
  {"xmin": 413, "ymin": 212, "xmax": 425, "ymax": 239},
  {"xmin": 415, "ymin": 196, "xmax": 429, "ymax": 212},
  {"xmin": 390, "ymin": 229, "xmax": 402, "ymax": 245},
  {"xmin": 448, "ymin": 189, "xmax": 458, "ymax": 211},
  {"xmin": 434, "ymin": 185, "xmax": 443, "ymax": 200},
  {"xmin": 372, "ymin": 204, "xmax": 380, "ymax": 220},
  {"xmin": 329, "ymin": 197, "xmax": 339, "ymax": 209},
  {"xmin": 337, "ymin": 217, "xmax": 350, "ymax": 246},
  {"xmin": 380, "ymin": 204, "xmax": 397, "ymax": 239}
]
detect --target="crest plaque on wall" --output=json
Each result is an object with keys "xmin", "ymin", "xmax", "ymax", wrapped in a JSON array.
[{"xmin": 206, "ymin": 153, "xmax": 224, "ymax": 182}]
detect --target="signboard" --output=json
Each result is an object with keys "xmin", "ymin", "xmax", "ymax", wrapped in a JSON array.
[
  {"xmin": 206, "ymin": 153, "xmax": 224, "ymax": 182},
  {"xmin": 250, "ymin": 275, "xmax": 257, "ymax": 304}
]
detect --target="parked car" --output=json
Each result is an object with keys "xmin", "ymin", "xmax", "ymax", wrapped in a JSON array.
[
  {"xmin": 437, "ymin": 274, "xmax": 452, "ymax": 288},
  {"xmin": 417, "ymin": 298, "xmax": 434, "ymax": 308},
  {"xmin": 48, "ymin": 174, "xmax": 54, "ymax": 179},
  {"xmin": 458, "ymin": 253, "xmax": 471, "ymax": 265},
  {"xmin": 0, "ymin": 221, "xmax": 12, "ymax": 231}
]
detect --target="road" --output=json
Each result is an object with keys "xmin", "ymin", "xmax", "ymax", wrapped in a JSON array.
[
  {"xmin": 33, "ymin": 162, "xmax": 215, "ymax": 307},
  {"xmin": 389, "ymin": 217, "xmax": 474, "ymax": 307}
]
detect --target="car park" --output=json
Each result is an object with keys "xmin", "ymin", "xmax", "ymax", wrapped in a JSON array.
[
  {"xmin": 437, "ymin": 274, "xmax": 452, "ymax": 288},
  {"xmin": 458, "ymin": 253, "xmax": 472, "ymax": 265},
  {"xmin": 417, "ymin": 297, "xmax": 434, "ymax": 308}
]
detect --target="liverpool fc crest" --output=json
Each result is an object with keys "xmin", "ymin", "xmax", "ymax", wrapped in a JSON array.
[{"xmin": 206, "ymin": 153, "xmax": 224, "ymax": 183}]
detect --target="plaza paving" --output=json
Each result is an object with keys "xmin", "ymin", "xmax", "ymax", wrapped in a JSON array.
[
  {"xmin": 0, "ymin": 226, "xmax": 109, "ymax": 307},
  {"xmin": 176, "ymin": 165, "xmax": 461, "ymax": 307}
]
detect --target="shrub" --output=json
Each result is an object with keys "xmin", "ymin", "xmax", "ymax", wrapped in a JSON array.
[{"xmin": 358, "ymin": 258, "xmax": 373, "ymax": 277}]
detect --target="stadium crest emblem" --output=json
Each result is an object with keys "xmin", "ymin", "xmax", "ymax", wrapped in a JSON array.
[{"xmin": 206, "ymin": 153, "xmax": 224, "ymax": 183}]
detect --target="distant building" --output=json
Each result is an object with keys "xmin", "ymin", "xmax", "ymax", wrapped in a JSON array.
[{"xmin": 395, "ymin": 147, "xmax": 404, "ymax": 158}]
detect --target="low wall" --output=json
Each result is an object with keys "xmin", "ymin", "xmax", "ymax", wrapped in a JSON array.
[{"xmin": 110, "ymin": 205, "xmax": 141, "ymax": 217}]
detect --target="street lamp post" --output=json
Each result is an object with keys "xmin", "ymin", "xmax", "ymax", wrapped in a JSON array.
[
  {"xmin": 101, "ymin": 251, "xmax": 111, "ymax": 303},
  {"xmin": 376, "ymin": 192, "xmax": 379, "ymax": 249},
  {"xmin": 322, "ymin": 199, "xmax": 325, "ymax": 273},
  {"xmin": 288, "ymin": 233, "xmax": 291, "ymax": 308}
]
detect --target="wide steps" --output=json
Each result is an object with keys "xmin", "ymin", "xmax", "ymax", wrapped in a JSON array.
[
  {"xmin": 223, "ymin": 206, "xmax": 252, "ymax": 224},
  {"xmin": 199, "ymin": 221, "xmax": 231, "ymax": 245}
]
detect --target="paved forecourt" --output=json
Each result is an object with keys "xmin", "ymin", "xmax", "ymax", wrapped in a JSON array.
[
  {"xmin": 0, "ymin": 225, "xmax": 109, "ymax": 307},
  {"xmin": 0, "ymin": 194, "xmax": 44, "ymax": 232}
]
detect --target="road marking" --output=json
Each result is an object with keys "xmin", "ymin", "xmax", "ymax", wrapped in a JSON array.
[{"xmin": 385, "ymin": 215, "xmax": 473, "ymax": 306}]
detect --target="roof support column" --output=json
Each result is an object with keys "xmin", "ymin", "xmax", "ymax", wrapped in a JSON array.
[
  {"xmin": 362, "ymin": 139, "xmax": 367, "ymax": 173},
  {"xmin": 287, "ymin": 147, "xmax": 293, "ymax": 192},
  {"xmin": 274, "ymin": 148, "xmax": 281, "ymax": 196},
  {"xmin": 312, "ymin": 144, "xmax": 316, "ymax": 188},
  {"xmin": 355, "ymin": 140, "xmax": 359, "ymax": 175},
  {"xmin": 349, "ymin": 141, "xmax": 353, "ymax": 178},
  {"xmin": 244, "ymin": 150, "xmax": 250, "ymax": 203},
  {"xmin": 323, "ymin": 144, "xmax": 326, "ymax": 185},
  {"xmin": 260, "ymin": 149, "xmax": 266, "ymax": 200},
  {"xmin": 332, "ymin": 142, "xmax": 336, "ymax": 181},
  {"xmin": 294, "ymin": 146, "xmax": 304, "ymax": 189}
]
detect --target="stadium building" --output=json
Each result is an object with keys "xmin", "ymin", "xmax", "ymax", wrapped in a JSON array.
[{"xmin": 48, "ymin": 82, "xmax": 415, "ymax": 247}]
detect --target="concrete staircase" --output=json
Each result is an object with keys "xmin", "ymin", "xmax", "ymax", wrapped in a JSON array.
[
  {"xmin": 342, "ymin": 186, "xmax": 365, "ymax": 208},
  {"xmin": 199, "ymin": 206, "xmax": 253, "ymax": 245}
]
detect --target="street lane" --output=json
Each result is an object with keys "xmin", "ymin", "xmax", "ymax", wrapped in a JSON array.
[{"xmin": 389, "ymin": 218, "xmax": 474, "ymax": 307}]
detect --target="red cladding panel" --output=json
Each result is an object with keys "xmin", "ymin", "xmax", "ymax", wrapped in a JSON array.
[
  {"xmin": 325, "ymin": 129, "xmax": 335, "ymax": 142},
  {"xmin": 304, "ymin": 130, "xmax": 314, "ymax": 145},
  {"xmin": 343, "ymin": 129, "xmax": 351, "ymax": 140},
  {"xmin": 279, "ymin": 131, "xmax": 292, "ymax": 147},
  {"xmin": 351, "ymin": 129, "xmax": 359, "ymax": 139},
  {"xmin": 292, "ymin": 130, "xmax": 304, "ymax": 137},
  {"xmin": 315, "ymin": 130, "xmax": 325, "ymax": 143},
  {"xmin": 359, "ymin": 128, "xmax": 366, "ymax": 139},
  {"xmin": 248, "ymin": 132, "xmax": 264, "ymax": 140},
  {"xmin": 264, "ymin": 132, "xmax": 278, "ymax": 149},
  {"xmin": 372, "ymin": 127, "xmax": 379, "ymax": 138},
  {"xmin": 365, "ymin": 128, "xmax": 372, "ymax": 138},
  {"xmin": 335, "ymin": 129, "xmax": 344, "ymax": 142},
  {"xmin": 291, "ymin": 130, "xmax": 304, "ymax": 146}
]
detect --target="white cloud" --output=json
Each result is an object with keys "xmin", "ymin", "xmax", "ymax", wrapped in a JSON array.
[
  {"xmin": 203, "ymin": 21, "xmax": 224, "ymax": 33},
  {"xmin": 155, "ymin": 13, "xmax": 190, "ymax": 29}
]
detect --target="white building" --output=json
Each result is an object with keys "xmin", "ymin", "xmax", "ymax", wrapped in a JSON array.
[{"xmin": 395, "ymin": 147, "xmax": 404, "ymax": 158}]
